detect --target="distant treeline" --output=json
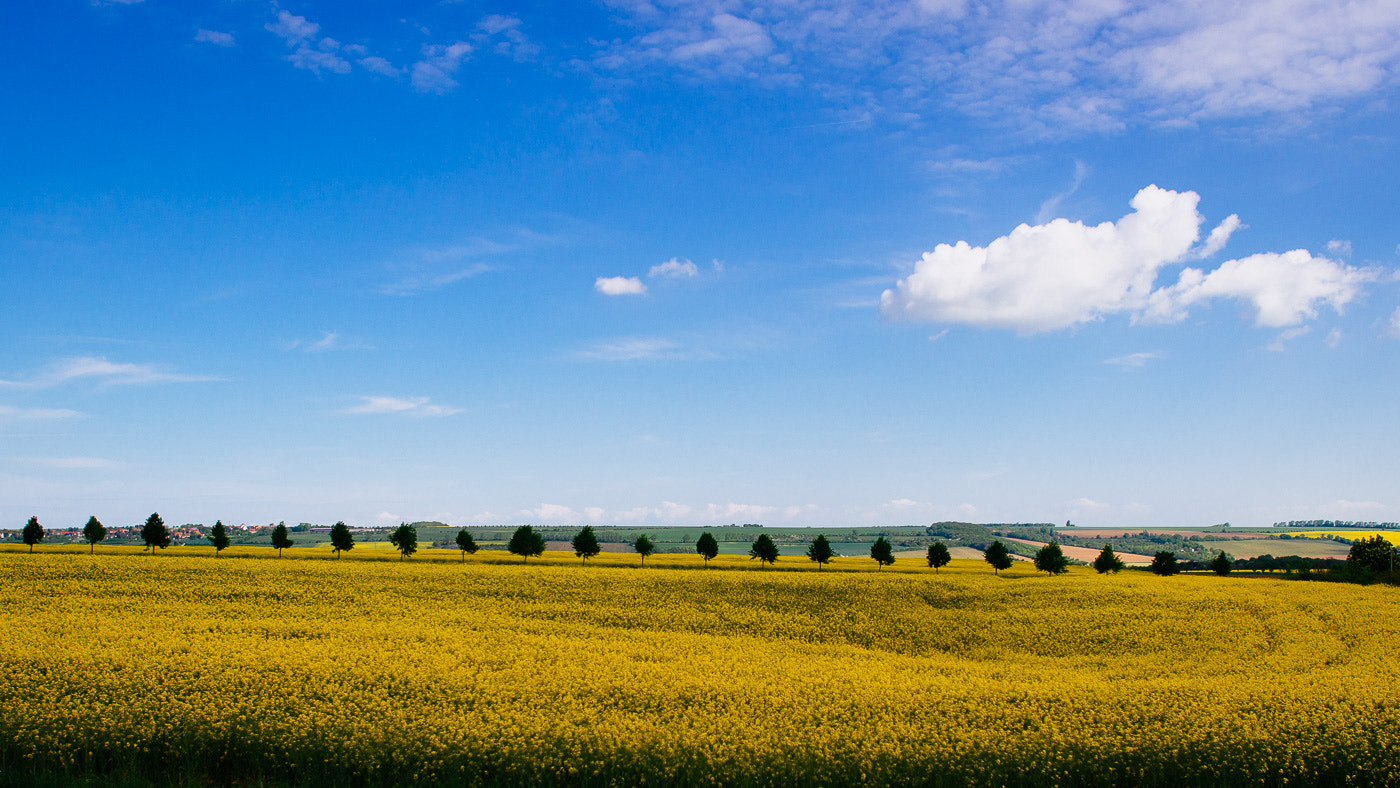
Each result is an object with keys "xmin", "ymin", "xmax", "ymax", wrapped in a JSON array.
[{"xmin": 1273, "ymin": 520, "xmax": 1399, "ymax": 529}]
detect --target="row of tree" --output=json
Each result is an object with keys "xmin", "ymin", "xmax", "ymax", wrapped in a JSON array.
[{"xmin": 26, "ymin": 515, "xmax": 1388, "ymax": 579}]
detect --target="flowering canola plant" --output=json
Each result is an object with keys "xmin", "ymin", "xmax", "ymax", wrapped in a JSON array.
[{"xmin": 1, "ymin": 546, "xmax": 1397, "ymax": 786}]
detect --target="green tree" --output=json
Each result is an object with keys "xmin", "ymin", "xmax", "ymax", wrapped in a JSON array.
[
  {"xmin": 329, "ymin": 521, "xmax": 354, "ymax": 560},
  {"xmin": 1150, "ymin": 551, "xmax": 1179, "ymax": 576},
  {"xmin": 454, "ymin": 529, "xmax": 478, "ymax": 562},
  {"xmin": 389, "ymin": 523, "xmax": 418, "ymax": 560},
  {"xmin": 634, "ymin": 534, "xmax": 655, "ymax": 566},
  {"xmin": 1347, "ymin": 535, "xmax": 1396, "ymax": 574},
  {"xmin": 984, "ymin": 540, "xmax": 1012, "ymax": 575},
  {"xmin": 208, "ymin": 520, "xmax": 230, "ymax": 558},
  {"xmin": 82, "ymin": 516, "xmax": 106, "ymax": 554},
  {"xmin": 1209, "ymin": 551, "xmax": 1233, "ymax": 576},
  {"xmin": 870, "ymin": 536, "xmax": 895, "ymax": 570},
  {"xmin": 141, "ymin": 513, "xmax": 171, "ymax": 554},
  {"xmin": 1093, "ymin": 544, "xmax": 1125, "ymax": 574},
  {"xmin": 926, "ymin": 542, "xmax": 951, "ymax": 573},
  {"xmin": 572, "ymin": 526, "xmax": 600, "ymax": 565},
  {"xmin": 21, "ymin": 516, "xmax": 43, "ymax": 554},
  {"xmin": 1033, "ymin": 542, "xmax": 1069, "ymax": 575},
  {"xmin": 806, "ymin": 534, "xmax": 834, "ymax": 570},
  {"xmin": 271, "ymin": 522, "xmax": 294, "ymax": 558},
  {"xmin": 507, "ymin": 525, "xmax": 544, "ymax": 563},
  {"xmin": 696, "ymin": 532, "xmax": 719, "ymax": 567},
  {"xmin": 749, "ymin": 533, "xmax": 779, "ymax": 567}
]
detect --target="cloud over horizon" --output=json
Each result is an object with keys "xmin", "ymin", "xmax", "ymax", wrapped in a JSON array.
[{"xmin": 881, "ymin": 185, "xmax": 1373, "ymax": 334}]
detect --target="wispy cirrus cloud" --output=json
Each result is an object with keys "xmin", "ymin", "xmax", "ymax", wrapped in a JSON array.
[
  {"xmin": 283, "ymin": 332, "xmax": 372, "ymax": 352},
  {"xmin": 0, "ymin": 405, "xmax": 83, "ymax": 420},
  {"xmin": 342, "ymin": 396, "xmax": 462, "ymax": 417},
  {"xmin": 194, "ymin": 29, "xmax": 235, "ymax": 47},
  {"xmin": 22, "ymin": 457, "xmax": 121, "ymax": 470},
  {"xmin": 0, "ymin": 357, "xmax": 218, "ymax": 389},
  {"xmin": 1104, "ymin": 351, "xmax": 1162, "ymax": 369},
  {"xmin": 575, "ymin": 337, "xmax": 681, "ymax": 361},
  {"xmin": 593, "ymin": 0, "xmax": 1400, "ymax": 135}
]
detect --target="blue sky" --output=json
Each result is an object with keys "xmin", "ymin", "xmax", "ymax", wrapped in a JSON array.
[{"xmin": 3, "ymin": 0, "xmax": 1399, "ymax": 530}]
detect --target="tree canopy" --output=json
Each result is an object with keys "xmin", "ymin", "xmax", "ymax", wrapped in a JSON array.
[
  {"xmin": 634, "ymin": 534, "xmax": 655, "ymax": 566},
  {"xmin": 1347, "ymin": 535, "xmax": 1396, "ymax": 574},
  {"xmin": 1209, "ymin": 551, "xmax": 1232, "ymax": 576},
  {"xmin": 82, "ymin": 516, "xmax": 106, "ymax": 554},
  {"xmin": 208, "ymin": 520, "xmax": 230, "ymax": 557},
  {"xmin": 1093, "ymin": 544, "xmax": 1124, "ymax": 574},
  {"xmin": 141, "ymin": 513, "xmax": 171, "ymax": 554},
  {"xmin": 870, "ymin": 536, "xmax": 895, "ymax": 570},
  {"xmin": 271, "ymin": 523, "xmax": 294, "ymax": 557},
  {"xmin": 329, "ymin": 521, "xmax": 354, "ymax": 559},
  {"xmin": 984, "ymin": 540, "xmax": 1012, "ymax": 574},
  {"xmin": 926, "ymin": 542, "xmax": 951, "ymax": 573},
  {"xmin": 1150, "ymin": 551, "xmax": 1179, "ymax": 576},
  {"xmin": 749, "ymin": 533, "xmax": 779, "ymax": 567},
  {"xmin": 572, "ymin": 526, "xmax": 600, "ymax": 564},
  {"xmin": 806, "ymin": 534, "xmax": 834, "ymax": 569},
  {"xmin": 1033, "ymin": 542, "xmax": 1069, "ymax": 575},
  {"xmin": 454, "ymin": 529, "xmax": 478, "ymax": 561},
  {"xmin": 696, "ymin": 532, "xmax": 719, "ymax": 566},
  {"xmin": 508, "ymin": 525, "xmax": 545, "ymax": 562},
  {"xmin": 389, "ymin": 523, "xmax": 418, "ymax": 560},
  {"xmin": 22, "ymin": 516, "xmax": 43, "ymax": 554}
]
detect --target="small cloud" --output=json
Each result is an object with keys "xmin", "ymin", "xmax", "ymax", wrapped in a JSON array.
[
  {"xmin": 475, "ymin": 14, "xmax": 539, "ymax": 61},
  {"xmin": 594, "ymin": 276, "xmax": 647, "ymax": 296},
  {"xmin": 266, "ymin": 10, "xmax": 318, "ymax": 44},
  {"xmin": 1104, "ymin": 351, "xmax": 1162, "ymax": 369},
  {"xmin": 1389, "ymin": 306, "xmax": 1400, "ymax": 337},
  {"xmin": 411, "ymin": 41, "xmax": 472, "ymax": 93},
  {"xmin": 1326, "ymin": 239, "xmax": 1354, "ymax": 257},
  {"xmin": 358, "ymin": 56, "xmax": 401, "ymax": 77},
  {"xmin": 1193, "ymin": 214, "xmax": 1243, "ymax": 259},
  {"xmin": 1267, "ymin": 326, "xmax": 1312, "ymax": 352},
  {"xmin": 27, "ymin": 457, "xmax": 121, "ymax": 469},
  {"xmin": 928, "ymin": 329, "xmax": 949, "ymax": 342},
  {"xmin": 0, "ymin": 357, "xmax": 217, "ymax": 389},
  {"xmin": 381, "ymin": 262, "xmax": 491, "ymax": 296},
  {"xmin": 1035, "ymin": 160, "xmax": 1088, "ymax": 224},
  {"xmin": 194, "ymin": 29, "xmax": 235, "ymax": 47},
  {"xmin": 958, "ymin": 503, "xmax": 977, "ymax": 518},
  {"xmin": 343, "ymin": 396, "xmax": 462, "ymax": 417},
  {"xmin": 285, "ymin": 332, "xmax": 371, "ymax": 352},
  {"xmin": 1326, "ymin": 327, "xmax": 1342, "ymax": 348},
  {"xmin": 0, "ymin": 405, "xmax": 83, "ymax": 420},
  {"xmin": 712, "ymin": 258, "xmax": 724, "ymax": 272},
  {"xmin": 576, "ymin": 338, "xmax": 681, "ymax": 361},
  {"xmin": 288, "ymin": 46, "xmax": 350, "ymax": 74},
  {"xmin": 648, "ymin": 258, "xmax": 698, "ymax": 278}
]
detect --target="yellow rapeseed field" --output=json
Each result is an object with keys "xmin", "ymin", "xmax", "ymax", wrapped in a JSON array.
[{"xmin": 1, "ymin": 546, "xmax": 1397, "ymax": 786}]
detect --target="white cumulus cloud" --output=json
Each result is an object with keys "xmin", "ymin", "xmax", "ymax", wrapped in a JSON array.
[
  {"xmin": 648, "ymin": 258, "xmax": 699, "ymax": 278},
  {"xmin": 1144, "ymin": 249, "xmax": 1371, "ymax": 327},
  {"xmin": 883, "ymin": 185, "xmax": 1377, "ymax": 334},
  {"xmin": 594, "ymin": 276, "xmax": 647, "ymax": 296},
  {"xmin": 881, "ymin": 185, "xmax": 1204, "ymax": 334}
]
